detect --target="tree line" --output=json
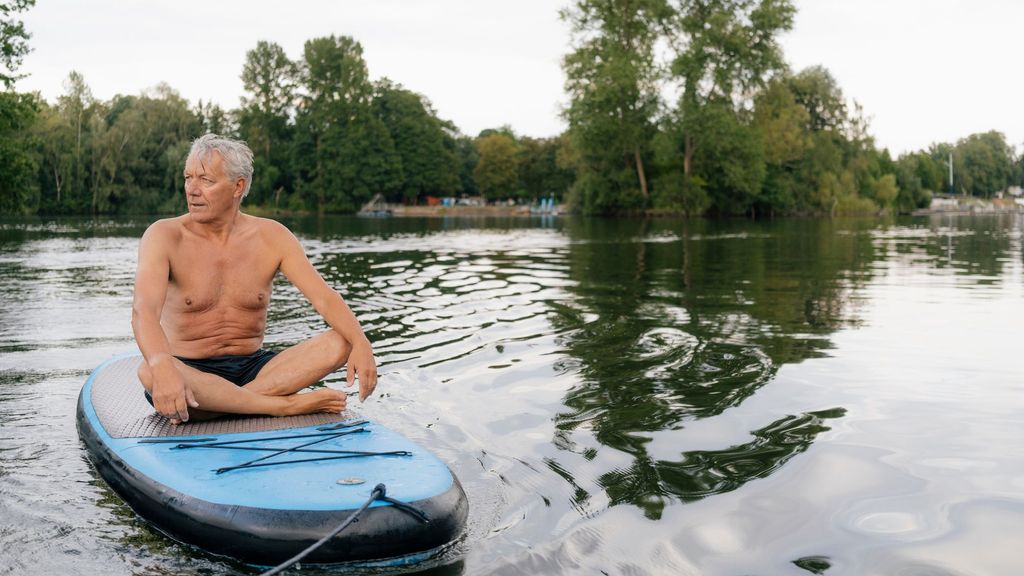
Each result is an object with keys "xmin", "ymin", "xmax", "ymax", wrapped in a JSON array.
[
  {"xmin": 1, "ymin": 32, "xmax": 572, "ymax": 215},
  {"xmin": 1, "ymin": 0, "xmax": 1023, "ymax": 217},
  {"xmin": 560, "ymin": 0, "xmax": 1024, "ymax": 216}
]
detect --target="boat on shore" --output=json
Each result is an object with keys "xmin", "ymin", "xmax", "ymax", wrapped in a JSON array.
[{"xmin": 358, "ymin": 193, "xmax": 393, "ymax": 218}]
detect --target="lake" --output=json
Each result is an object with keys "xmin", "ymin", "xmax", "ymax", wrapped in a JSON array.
[{"xmin": 1, "ymin": 213, "xmax": 1022, "ymax": 575}]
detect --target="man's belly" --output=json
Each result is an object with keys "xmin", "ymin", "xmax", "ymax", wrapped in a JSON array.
[{"xmin": 163, "ymin": 310, "xmax": 267, "ymax": 359}]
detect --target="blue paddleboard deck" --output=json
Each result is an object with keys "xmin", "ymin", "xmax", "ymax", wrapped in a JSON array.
[{"xmin": 77, "ymin": 355, "xmax": 468, "ymax": 565}]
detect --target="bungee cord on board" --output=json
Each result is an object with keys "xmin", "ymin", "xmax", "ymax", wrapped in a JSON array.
[
  {"xmin": 164, "ymin": 419, "xmax": 413, "ymax": 474},
  {"xmin": 258, "ymin": 483, "xmax": 430, "ymax": 576}
]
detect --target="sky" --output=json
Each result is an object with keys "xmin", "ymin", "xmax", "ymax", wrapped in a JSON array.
[{"xmin": 14, "ymin": 0, "xmax": 1024, "ymax": 156}]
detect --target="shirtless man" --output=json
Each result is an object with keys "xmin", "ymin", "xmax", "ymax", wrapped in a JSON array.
[{"xmin": 131, "ymin": 134, "xmax": 376, "ymax": 424}]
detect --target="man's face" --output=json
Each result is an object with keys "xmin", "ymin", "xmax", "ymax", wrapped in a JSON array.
[{"xmin": 183, "ymin": 151, "xmax": 243, "ymax": 222}]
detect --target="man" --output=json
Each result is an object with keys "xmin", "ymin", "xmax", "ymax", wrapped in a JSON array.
[{"xmin": 131, "ymin": 134, "xmax": 376, "ymax": 424}]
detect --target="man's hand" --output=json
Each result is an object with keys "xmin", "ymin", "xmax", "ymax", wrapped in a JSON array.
[
  {"xmin": 151, "ymin": 363, "xmax": 199, "ymax": 424},
  {"xmin": 346, "ymin": 340, "xmax": 378, "ymax": 402}
]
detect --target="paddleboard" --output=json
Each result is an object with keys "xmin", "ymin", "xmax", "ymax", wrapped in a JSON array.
[{"xmin": 76, "ymin": 354, "xmax": 468, "ymax": 566}]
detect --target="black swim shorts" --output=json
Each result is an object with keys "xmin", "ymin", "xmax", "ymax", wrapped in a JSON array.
[
  {"xmin": 144, "ymin": 348, "xmax": 278, "ymax": 405},
  {"xmin": 174, "ymin": 349, "xmax": 278, "ymax": 386},
  {"xmin": 143, "ymin": 349, "xmax": 278, "ymax": 408}
]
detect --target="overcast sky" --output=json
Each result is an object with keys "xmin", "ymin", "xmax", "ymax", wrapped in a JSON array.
[{"xmin": 15, "ymin": 0, "xmax": 1022, "ymax": 155}]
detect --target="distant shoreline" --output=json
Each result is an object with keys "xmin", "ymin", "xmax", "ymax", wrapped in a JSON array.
[
  {"xmin": 389, "ymin": 205, "xmax": 546, "ymax": 218},
  {"xmin": 911, "ymin": 197, "xmax": 1023, "ymax": 216},
  {"xmin": 247, "ymin": 199, "xmax": 1024, "ymax": 220}
]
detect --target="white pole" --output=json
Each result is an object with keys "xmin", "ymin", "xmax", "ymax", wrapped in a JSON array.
[{"xmin": 949, "ymin": 152, "xmax": 954, "ymax": 194}]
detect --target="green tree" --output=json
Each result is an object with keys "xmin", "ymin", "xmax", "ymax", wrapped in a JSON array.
[
  {"xmin": 669, "ymin": 0, "xmax": 795, "ymax": 180},
  {"xmin": 750, "ymin": 66, "xmax": 898, "ymax": 216},
  {"xmin": 894, "ymin": 152, "xmax": 937, "ymax": 213},
  {"xmin": 241, "ymin": 41, "xmax": 297, "ymax": 121},
  {"xmin": 651, "ymin": 119, "xmax": 709, "ymax": 215},
  {"xmin": 928, "ymin": 142, "xmax": 956, "ymax": 194},
  {"xmin": 953, "ymin": 131, "xmax": 1015, "ymax": 197},
  {"xmin": 296, "ymin": 35, "xmax": 400, "ymax": 212},
  {"xmin": 196, "ymin": 100, "xmax": 232, "ymax": 136},
  {"xmin": 916, "ymin": 152, "xmax": 944, "ymax": 193},
  {"xmin": 372, "ymin": 79, "xmax": 460, "ymax": 203},
  {"xmin": 753, "ymin": 79, "xmax": 810, "ymax": 166},
  {"xmin": 1016, "ymin": 150, "xmax": 1024, "ymax": 188},
  {"xmin": 786, "ymin": 65, "xmax": 848, "ymax": 133},
  {"xmin": 873, "ymin": 173, "xmax": 898, "ymax": 210},
  {"xmin": 56, "ymin": 71, "xmax": 93, "ymax": 208},
  {"xmin": 238, "ymin": 40, "xmax": 296, "ymax": 206},
  {"xmin": 751, "ymin": 77, "xmax": 810, "ymax": 214},
  {"xmin": 690, "ymin": 103, "xmax": 766, "ymax": 214},
  {"xmin": 454, "ymin": 135, "xmax": 479, "ymax": 197},
  {"xmin": 31, "ymin": 100, "xmax": 73, "ymax": 211},
  {"xmin": 88, "ymin": 85, "xmax": 200, "ymax": 213},
  {"xmin": 561, "ymin": 0, "xmax": 670, "ymax": 213},
  {"xmin": 474, "ymin": 132, "xmax": 519, "ymax": 200},
  {"xmin": 0, "ymin": 0, "xmax": 37, "ymax": 214},
  {"xmin": 0, "ymin": 0, "xmax": 34, "ymax": 88},
  {"xmin": 0, "ymin": 90, "xmax": 38, "ymax": 214},
  {"xmin": 517, "ymin": 136, "xmax": 574, "ymax": 202}
]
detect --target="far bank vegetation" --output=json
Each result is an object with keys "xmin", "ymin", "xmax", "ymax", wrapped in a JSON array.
[{"xmin": 1, "ymin": 0, "xmax": 1021, "ymax": 217}]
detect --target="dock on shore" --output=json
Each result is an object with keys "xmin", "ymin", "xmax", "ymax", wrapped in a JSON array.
[{"xmin": 912, "ymin": 197, "xmax": 1023, "ymax": 216}]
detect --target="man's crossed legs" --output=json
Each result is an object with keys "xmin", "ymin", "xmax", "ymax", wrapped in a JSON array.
[{"xmin": 138, "ymin": 331, "xmax": 351, "ymax": 423}]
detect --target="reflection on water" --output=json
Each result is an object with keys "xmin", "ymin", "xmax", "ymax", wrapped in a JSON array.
[
  {"xmin": 549, "ymin": 218, "xmax": 870, "ymax": 521},
  {"xmin": 596, "ymin": 407, "xmax": 846, "ymax": 519},
  {"xmin": 1, "ymin": 214, "xmax": 1023, "ymax": 575}
]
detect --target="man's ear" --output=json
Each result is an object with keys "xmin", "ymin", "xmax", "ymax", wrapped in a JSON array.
[{"xmin": 234, "ymin": 178, "xmax": 246, "ymax": 199}]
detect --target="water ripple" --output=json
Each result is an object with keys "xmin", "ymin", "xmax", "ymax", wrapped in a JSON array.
[{"xmin": 4, "ymin": 216, "xmax": 1024, "ymax": 575}]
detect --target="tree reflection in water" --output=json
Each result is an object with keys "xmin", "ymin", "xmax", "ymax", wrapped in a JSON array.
[{"xmin": 548, "ymin": 217, "xmax": 876, "ymax": 519}]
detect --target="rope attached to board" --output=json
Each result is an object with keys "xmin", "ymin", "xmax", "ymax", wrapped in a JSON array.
[{"xmin": 258, "ymin": 483, "xmax": 430, "ymax": 576}]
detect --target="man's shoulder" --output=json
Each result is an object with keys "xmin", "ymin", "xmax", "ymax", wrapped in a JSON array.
[
  {"xmin": 239, "ymin": 214, "xmax": 305, "ymax": 262},
  {"xmin": 142, "ymin": 216, "xmax": 186, "ymax": 241},
  {"xmin": 242, "ymin": 213, "xmax": 287, "ymax": 229},
  {"xmin": 137, "ymin": 217, "xmax": 187, "ymax": 263},
  {"xmin": 242, "ymin": 213, "xmax": 295, "ymax": 239}
]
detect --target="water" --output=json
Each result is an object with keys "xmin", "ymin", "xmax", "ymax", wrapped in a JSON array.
[{"xmin": 1, "ymin": 214, "xmax": 1022, "ymax": 575}]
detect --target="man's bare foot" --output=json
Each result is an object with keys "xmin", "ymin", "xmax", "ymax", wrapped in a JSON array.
[{"xmin": 280, "ymin": 388, "xmax": 346, "ymax": 416}]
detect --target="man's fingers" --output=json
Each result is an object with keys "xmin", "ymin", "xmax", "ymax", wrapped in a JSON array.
[
  {"xmin": 185, "ymin": 386, "xmax": 199, "ymax": 408},
  {"xmin": 155, "ymin": 396, "xmax": 173, "ymax": 420},
  {"xmin": 175, "ymin": 397, "xmax": 190, "ymax": 423},
  {"xmin": 358, "ymin": 369, "xmax": 378, "ymax": 402}
]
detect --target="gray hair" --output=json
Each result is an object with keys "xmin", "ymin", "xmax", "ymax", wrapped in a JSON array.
[{"xmin": 188, "ymin": 133, "xmax": 254, "ymax": 199}]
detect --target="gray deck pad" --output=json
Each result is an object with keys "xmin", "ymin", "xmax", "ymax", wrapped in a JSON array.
[{"xmin": 90, "ymin": 356, "xmax": 349, "ymax": 439}]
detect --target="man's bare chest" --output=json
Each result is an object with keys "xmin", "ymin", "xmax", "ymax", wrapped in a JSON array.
[{"xmin": 166, "ymin": 249, "xmax": 277, "ymax": 314}]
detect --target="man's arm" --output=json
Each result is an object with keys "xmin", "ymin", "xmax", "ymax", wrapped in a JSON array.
[
  {"xmin": 273, "ymin": 222, "xmax": 378, "ymax": 401},
  {"xmin": 131, "ymin": 221, "xmax": 198, "ymax": 422}
]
